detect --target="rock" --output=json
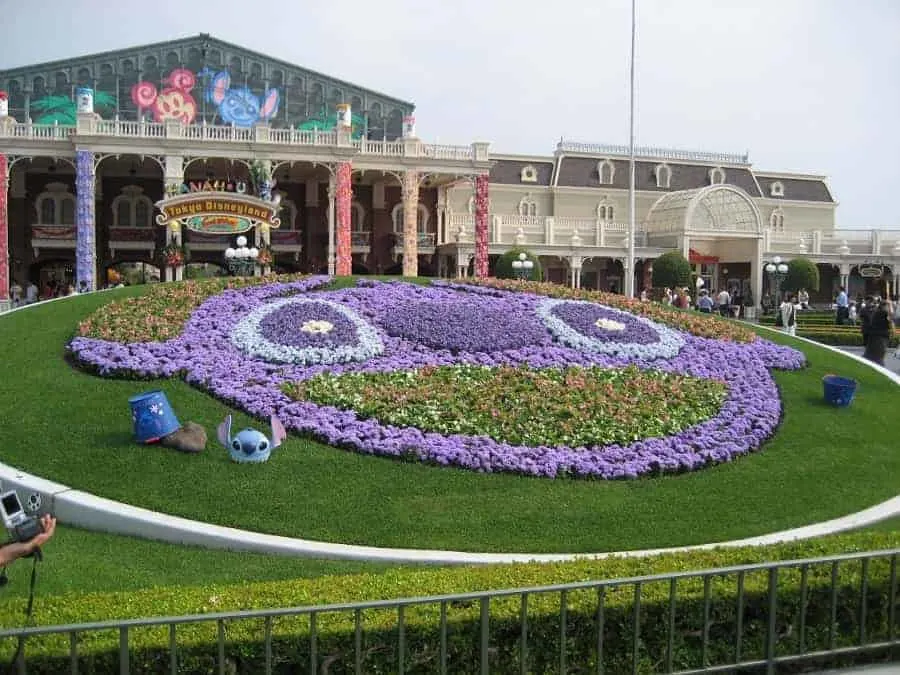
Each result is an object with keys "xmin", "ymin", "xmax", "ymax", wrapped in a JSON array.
[{"xmin": 161, "ymin": 421, "xmax": 207, "ymax": 454}]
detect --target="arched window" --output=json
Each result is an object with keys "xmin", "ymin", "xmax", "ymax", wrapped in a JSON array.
[
  {"xmin": 111, "ymin": 186, "xmax": 154, "ymax": 227},
  {"xmin": 598, "ymin": 159, "xmax": 615, "ymax": 185},
  {"xmin": 35, "ymin": 183, "xmax": 75, "ymax": 225},
  {"xmin": 769, "ymin": 208, "xmax": 785, "ymax": 232},
  {"xmin": 597, "ymin": 200, "xmax": 615, "ymax": 222},
  {"xmin": 351, "ymin": 201, "xmax": 367, "ymax": 231},
  {"xmin": 391, "ymin": 203, "xmax": 430, "ymax": 233},
  {"xmin": 655, "ymin": 164, "xmax": 671, "ymax": 189},
  {"xmin": 520, "ymin": 165, "xmax": 538, "ymax": 183},
  {"xmin": 770, "ymin": 181, "xmax": 784, "ymax": 197},
  {"xmin": 518, "ymin": 194, "xmax": 538, "ymax": 217},
  {"xmin": 709, "ymin": 167, "xmax": 726, "ymax": 185},
  {"xmin": 279, "ymin": 198, "xmax": 298, "ymax": 229}
]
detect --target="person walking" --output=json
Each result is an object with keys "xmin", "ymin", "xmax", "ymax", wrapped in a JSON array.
[
  {"xmin": 835, "ymin": 286, "xmax": 849, "ymax": 325},
  {"xmin": 779, "ymin": 295, "xmax": 799, "ymax": 336},
  {"xmin": 864, "ymin": 300, "xmax": 893, "ymax": 366},
  {"xmin": 716, "ymin": 288, "xmax": 731, "ymax": 317}
]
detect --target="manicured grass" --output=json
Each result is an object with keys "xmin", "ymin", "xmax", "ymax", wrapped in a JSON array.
[{"xmin": 0, "ymin": 284, "xmax": 898, "ymax": 556}]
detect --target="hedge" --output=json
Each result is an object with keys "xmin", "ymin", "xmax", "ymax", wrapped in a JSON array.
[{"xmin": 2, "ymin": 531, "xmax": 899, "ymax": 673}]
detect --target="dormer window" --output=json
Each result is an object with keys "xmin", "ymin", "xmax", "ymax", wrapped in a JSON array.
[
  {"xmin": 770, "ymin": 181, "xmax": 784, "ymax": 197},
  {"xmin": 518, "ymin": 194, "xmax": 538, "ymax": 217},
  {"xmin": 655, "ymin": 164, "xmax": 671, "ymax": 189},
  {"xmin": 111, "ymin": 186, "xmax": 154, "ymax": 227},
  {"xmin": 598, "ymin": 159, "xmax": 615, "ymax": 185},
  {"xmin": 596, "ymin": 199, "xmax": 615, "ymax": 223},
  {"xmin": 520, "ymin": 165, "xmax": 538, "ymax": 183},
  {"xmin": 709, "ymin": 167, "xmax": 726, "ymax": 185},
  {"xmin": 35, "ymin": 183, "xmax": 76, "ymax": 225},
  {"xmin": 769, "ymin": 208, "xmax": 784, "ymax": 232}
]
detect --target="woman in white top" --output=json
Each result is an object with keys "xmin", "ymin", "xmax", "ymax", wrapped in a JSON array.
[{"xmin": 779, "ymin": 295, "xmax": 799, "ymax": 336}]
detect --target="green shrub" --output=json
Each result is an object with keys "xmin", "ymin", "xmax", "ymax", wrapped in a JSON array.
[
  {"xmin": 782, "ymin": 257, "xmax": 821, "ymax": 294},
  {"xmin": 4, "ymin": 532, "xmax": 899, "ymax": 673},
  {"xmin": 495, "ymin": 248, "xmax": 542, "ymax": 281},
  {"xmin": 651, "ymin": 251, "xmax": 691, "ymax": 289}
]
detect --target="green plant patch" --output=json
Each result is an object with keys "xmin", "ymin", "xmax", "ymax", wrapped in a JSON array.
[{"xmin": 285, "ymin": 365, "xmax": 728, "ymax": 448}]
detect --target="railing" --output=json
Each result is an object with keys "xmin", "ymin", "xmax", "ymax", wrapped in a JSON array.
[
  {"xmin": 0, "ymin": 549, "xmax": 896, "ymax": 673},
  {"xmin": 350, "ymin": 231, "xmax": 371, "ymax": 247},
  {"xmin": 0, "ymin": 120, "xmax": 480, "ymax": 161},
  {"xmin": 557, "ymin": 140, "xmax": 750, "ymax": 165}
]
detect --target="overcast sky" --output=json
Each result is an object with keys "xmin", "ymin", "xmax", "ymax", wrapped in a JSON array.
[{"xmin": 1, "ymin": 0, "xmax": 897, "ymax": 229}]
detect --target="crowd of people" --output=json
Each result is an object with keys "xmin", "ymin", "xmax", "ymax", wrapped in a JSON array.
[{"xmin": 8, "ymin": 279, "xmax": 90, "ymax": 307}]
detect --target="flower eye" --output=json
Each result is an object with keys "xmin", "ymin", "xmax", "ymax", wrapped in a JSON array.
[
  {"xmin": 231, "ymin": 440, "xmax": 241, "ymax": 450},
  {"xmin": 258, "ymin": 440, "xmax": 268, "ymax": 451}
]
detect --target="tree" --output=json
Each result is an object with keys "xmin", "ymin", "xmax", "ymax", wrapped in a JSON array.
[
  {"xmin": 781, "ymin": 257, "xmax": 820, "ymax": 294},
  {"xmin": 495, "ymin": 248, "xmax": 542, "ymax": 281},
  {"xmin": 651, "ymin": 251, "xmax": 691, "ymax": 289}
]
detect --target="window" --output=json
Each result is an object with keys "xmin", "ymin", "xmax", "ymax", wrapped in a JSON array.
[
  {"xmin": 111, "ymin": 186, "xmax": 154, "ymax": 227},
  {"xmin": 518, "ymin": 194, "xmax": 538, "ymax": 217},
  {"xmin": 391, "ymin": 203, "xmax": 429, "ymax": 233},
  {"xmin": 709, "ymin": 167, "xmax": 726, "ymax": 185},
  {"xmin": 770, "ymin": 181, "xmax": 784, "ymax": 197},
  {"xmin": 279, "ymin": 199, "xmax": 298, "ymax": 229},
  {"xmin": 596, "ymin": 200, "xmax": 615, "ymax": 222},
  {"xmin": 655, "ymin": 164, "xmax": 671, "ymax": 189},
  {"xmin": 351, "ymin": 201, "xmax": 367, "ymax": 231},
  {"xmin": 598, "ymin": 159, "xmax": 615, "ymax": 185},
  {"xmin": 520, "ymin": 165, "xmax": 538, "ymax": 183},
  {"xmin": 769, "ymin": 208, "xmax": 785, "ymax": 232},
  {"xmin": 35, "ymin": 183, "xmax": 75, "ymax": 225}
]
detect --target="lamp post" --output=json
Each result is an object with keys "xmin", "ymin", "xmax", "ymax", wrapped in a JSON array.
[
  {"xmin": 764, "ymin": 255, "xmax": 789, "ymax": 302},
  {"xmin": 511, "ymin": 252, "xmax": 534, "ymax": 281},
  {"xmin": 624, "ymin": 0, "xmax": 638, "ymax": 298},
  {"xmin": 224, "ymin": 235, "xmax": 259, "ymax": 276}
]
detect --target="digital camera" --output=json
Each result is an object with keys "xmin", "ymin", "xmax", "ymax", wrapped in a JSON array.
[{"xmin": 0, "ymin": 490, "xmax": 44, "ymax": 543}]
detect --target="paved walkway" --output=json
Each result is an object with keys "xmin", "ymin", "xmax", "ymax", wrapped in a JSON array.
[{"xmin": 840, "ymin": 347, "xmax": 900, "ymax": 375}]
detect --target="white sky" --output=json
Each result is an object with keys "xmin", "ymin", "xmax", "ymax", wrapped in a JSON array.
[{"xmin": 2, "ymin": 0, "xmax": 898, "ymax": 228}]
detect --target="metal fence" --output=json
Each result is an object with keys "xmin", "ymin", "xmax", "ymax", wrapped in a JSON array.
[{"xmin": 1, "ymin": 548, "xmax": 897, "ymax": 674}]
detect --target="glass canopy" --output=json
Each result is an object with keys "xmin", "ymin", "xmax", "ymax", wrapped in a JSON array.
[{"xmin": 645, "ymin": 185, "xmax": 762, "ymax": 235}]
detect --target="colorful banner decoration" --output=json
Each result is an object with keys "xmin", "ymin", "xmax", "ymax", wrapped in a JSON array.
[
  {"xmin": 335, "ymin": 162, "xmax": 353, "ymax": 276},
  {"xmin": 474, "ymin": 174, "xmax": 489, "ymax": 278},
  {"xmin": 156, "ymin": 193, "xmax": 281, "ymax": 234},
  {"xmin": 0, "ymin": 154, "xmax": 8, "ymax": 302},
  {"xmin": 75, "ymin": 150, "xmax": 96, "ymax": 291},
  {"xmin": 402, "ymin": 171, "xmax": 419, "ymax": 277},
  {"xmin": 32, "ymin": 225, "xmax": 77, "ymax": 239}
]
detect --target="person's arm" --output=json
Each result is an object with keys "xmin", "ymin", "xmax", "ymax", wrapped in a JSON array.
[{"xmin": 0, "ymin": 515, "xmax": 56, "ymax": 566}]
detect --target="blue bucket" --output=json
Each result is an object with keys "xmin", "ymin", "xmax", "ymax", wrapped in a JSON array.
[
  {"xmin": 129, "ymin": 390, "xmax": 181, "ymax": 443},
  {"xmin": 822, "ymin": 375, "xmax": 857, "ymax": 408}
]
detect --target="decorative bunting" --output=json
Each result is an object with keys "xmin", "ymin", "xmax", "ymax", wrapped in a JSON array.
[
  {"xmin": 335, "ymin": 162, "xmax": 352, "ymax": 276},
  {"xmin": 402, "ymin": 171, "xmax": 419, "ymax": 277},
  {"xmin": 0, "ymin": 155, "xmax": 7, "ymax": 302},
  {"xmin": 474, "ymin": 174, "xmax": 489, "ymax": 278},
  {"xmin": 75, "ymin": 150, "xmax": 96, "ymax": 291}
]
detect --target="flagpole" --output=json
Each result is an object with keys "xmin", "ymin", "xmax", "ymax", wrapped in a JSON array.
[{"xmin": 625, "ymin": 0, "xmax": 637, "ymax": 298}]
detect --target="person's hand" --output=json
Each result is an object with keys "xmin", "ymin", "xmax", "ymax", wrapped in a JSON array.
[{"xmin": 30, "ymin": 514, "xmax": 56, "ymax": 549}]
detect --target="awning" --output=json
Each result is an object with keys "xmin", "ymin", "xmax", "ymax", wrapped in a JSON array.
[{"xmin": 689, "ymin": 248, "xmax": 719, "ymax": 264}]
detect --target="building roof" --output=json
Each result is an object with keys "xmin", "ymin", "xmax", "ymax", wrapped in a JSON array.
[
  {"xmin": 0, "ymin": 33, "xmax": 414, "ymax": 110},
  {"xmin": 555, "ymin": 157, "xmax": 763, "ymax": 196},
  {"xmin": 754, "ymin": 174, "xmax": 834, "ymax": 203},
  {"xmin": 489, "ymin": 159, "xmax": 554, "ymax": 186}
]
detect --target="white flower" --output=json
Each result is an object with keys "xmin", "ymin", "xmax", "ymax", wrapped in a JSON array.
[
  {"xmin": 536, "ymin": 298, "xmax": 685, "ymax": 360},
  {"xmin": 594, "ymin": 318, "xmax": 626, "ymax": 332},
  {"xmin": 230, "ymin": 298, "xmax": 384, "ymax": 365},
  {"xmin": 301, "ymin": 320, "xmax": 334, "ymax": 334}
]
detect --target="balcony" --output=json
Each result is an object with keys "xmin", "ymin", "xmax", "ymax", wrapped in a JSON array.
[
  {"xmin": 31, "ymin": 224, "xmax": 76, "ymax": 256},
  {"xmin": 108, "ymin": 227, "xmax": 157, "ymax": 257},
  {"xmin": 392, "ymin": 232, "xmax": 437, "ymax": 259},
  {"xmin": 764, "ymin": 228, "xmax": 900, "ymax": 258},
  {"xmin": 444, "ymin": 215, "xmax": 648, "ymax": 249},
  {"xmin": 270, "ymin": 230, "xmax": 303, "ymax": 260},
  {"xmin": 0, "ymin": 119, "xmax": 487, "ymax": 163},
  {"xmin": 351, "ymin": 231, "xmax": 371, "ymax": 254}
]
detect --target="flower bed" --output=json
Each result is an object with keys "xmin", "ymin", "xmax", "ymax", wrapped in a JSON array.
[{"xmin": 68, "ymin": 278, "xmax": 806, "ymax": 479}]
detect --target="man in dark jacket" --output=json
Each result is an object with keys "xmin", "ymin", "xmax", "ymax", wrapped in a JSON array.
[
  {"xmin": 859, "ymin": 296, "xmax": 875, "ymax": 349},
  {"xmin": 864, "ymin": 300, "xmax": 893, "ymax": 366}
]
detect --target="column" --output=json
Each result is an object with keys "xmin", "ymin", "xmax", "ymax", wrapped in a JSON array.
[
  {"xmin": 75, "ymin": 149, "xmax": 97, "ymax": 292},
  {"xmin": 402, "ymin": 170, "xmax": 419, "ymax": 277},
  {"xmin": 163, "ymin": 156, "xmax": 184, "ymax": 282},
  {"xmin": 335, "ymin": 162, "xmax": 352, "ymax": 276},
  {"xmin": 474, "ymin": 173, "xmax": 489, "ymax": 278},
  {"xmin": 0, "ymin": 154, "xmax": 8, "ymax": 311},
  {"xmin": 749, "ymin": 238, "xmax": 764, "ymax": 318},
  {"xmin": 327, "ymin": 177, "xmax": 336, "ymax": 276}
]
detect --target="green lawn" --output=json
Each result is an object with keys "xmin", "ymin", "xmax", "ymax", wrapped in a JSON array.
[{"xmin": 0, "ymin": 285, "xmax": 898, "ymax": 556}]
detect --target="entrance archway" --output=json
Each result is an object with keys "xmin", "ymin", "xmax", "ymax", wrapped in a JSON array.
[{"xmin": 645, "ymin": 185, "xmax": 763, "ymax": 234}]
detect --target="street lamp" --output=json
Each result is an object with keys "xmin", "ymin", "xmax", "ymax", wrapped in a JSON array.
[
  {"xmin": 224, "ymin": 235, "xmax": 259, "ymax": 276},
  {"xmin": 511, "ymin": 252, "xmax": 534, "ymax": 281},
  {"xmin": 764, "ymin": 256, "xmax": 789, "ymax": 301}
]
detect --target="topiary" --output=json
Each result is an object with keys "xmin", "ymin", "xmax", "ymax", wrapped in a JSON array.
[
  {"xmin": 782, "ymin": 257, "xmax": 820, "ymax": 294},
  {"xmin": 651, "ymin": 251, "xmax": 691, "ymax": 289},
  {"xmin": 495, "ymin": 248, "xmax": 542, "ymax": 281}
]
